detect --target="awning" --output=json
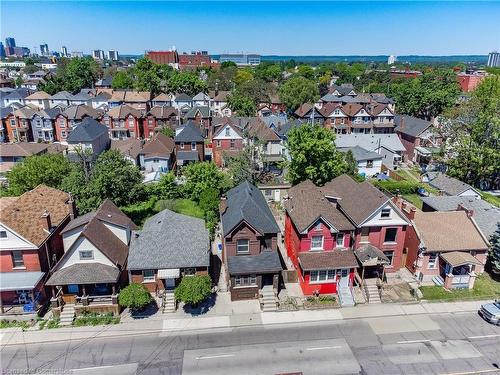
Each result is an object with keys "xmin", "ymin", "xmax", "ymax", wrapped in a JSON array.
[
  {"xmin": 440, "ymin": 251, "xmax": 482, "ymax": 267},
  {"xmin": 158, "ymin": 268, "xmax": 180, "ymax": 279},
  {"xmin": 415, "ymin": 146, "xmax": 441, "ymax": 156},
  {"xmin": 46, "ymin": 264, "xmax": 120, "ymax": 286},
  {"xmin": 354, "ymin": 244, "xmax": 390, "ymax": 266},
  {"xmin": 298, "ymin": 249, "xmax": 358, "ymax": 271},
  {"xmin": 0, "ymin": 271, "xmax": 45, "ymax": 291}
]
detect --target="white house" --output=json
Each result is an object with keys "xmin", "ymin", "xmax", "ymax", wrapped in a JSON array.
[{"xmin": 339, "ymin": 146, "xmax": 383, "ymax": 177}]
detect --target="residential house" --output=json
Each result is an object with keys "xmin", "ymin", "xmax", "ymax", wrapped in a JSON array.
[
  {"xmin": 128, "ymin": 209, "xmax": 210, "ymax": 310},
  {"xmin": 174, "ymin": 121, "xmax": 205, "ymax": 167},
  {"xmin": 55, "ymin": 104, "xmax": 101, "ymax": 143},
  {"xmin": 104, "ymin": 104, "xmax": 143, "ymax": 140},
  {"xmin": 0, "ymin": 143, "xmax": 49, "ymax": 173},
  {"xmin": 247, "ymin": 119, "xmax": 283, "ymax": 171},
  {"xmin": 184, "ymin": 106, "xmax": 212, "ymax": 138},
  {"xmin": 212, "ymin": 119, "xmax": 245, "ymax": 167},
  {"xmin": 151, "ymin": 93, "xmax": 173, "ymax": 107},
  {"xmin": 143, "ymin": 106, "xmax": 178, "ymax": 138},
  {"xmin": 172, "ymin": 93, "xmax": 193, "ymax": 113},
  {"xmin": 24, "ymin": 91, "xmax": 51, "ymax": 109},
  {"xmin": 110, "ymin": 138, "xmax": 143, "ymax": 166},
  {"xmin": 46, "ymin": 199, "xmax": 137, "ymax": 316},
  {"xmin": 89, "ymin": 92, "xmax": 111, "ymax": 111},
  {"xmin": 0, "ymin": 107, "xmax": 13, "ymax": 142},
  {"xmin": 329, "ymin": 84, "xmax": 357, "ymax": 97},
  {"xmin": 66, "ymin": 118, "xmax": 110, "ymax": 163},
  {"xmin": 401, "ymin": 204, "xmax": 489, "ymax": 289},
  {"xmin": 192, "ymin": 92, "xmax": 211, "ymax": 107},
  {"xmin": 0, "ymin": 185, "xmax": 73, "ymax": 315},
  {"xmin": 221, "ymin": 182, "xmax": 282, "ymax": 301},
  {"xmin": 49, "ymin": 91, "xmax": 72, "ymax": 108},
  {"xmin": 122, "ymin": 91, "xmax": 151, "ymax": 111},
  {"xmin": 425, "ymin": 172, "xmax": 482, "ymax": 199},
  {"xmin": 211, "ymin": 91, "xmax": 231, "ymax": 117},
  {"xmin": 294, "ymin": 103, "xmax": 326, "ymax": 125},
  {"xmin": 338, "ymin": 146, "xmax": 383, "ymax": 177},
  {"xmin": 395, "ymin": 115, "xmax": 441, "ymax": 164},
  {"xmin": 6, "ymin": 106, "xmax": 37, "ymax": 142},
  {"xmin": 95, "ymin": 77, "xmax": 112, "ymax": 89},
  {"xmin": 31, "ymin": 108, "xmax": 61, "ymax": 142},
  {"xmin": 139, "ymin": 133, "xmax": 175, "ymax": 173},
  {"xmin": 2, "ymin": 88, "xmax": 31, "ymax": 108},
  {"xmin": 335, "ymin": 133, "xmax": 406, "ymax": 169},
  {"xmin": 69, "ymin": 92, "xmax": 92, "ymax": 107}
]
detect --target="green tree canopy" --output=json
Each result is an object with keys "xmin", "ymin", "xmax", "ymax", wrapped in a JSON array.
[
  {"xmin": 6, "ymin": 154, "xmax": 73, "ymax": 196},
  {"xmin": 279, "ymin": 76, "xmax": 319, "ymax": 112},
  {"xmin": 227, "ymin": 91, "xmax": 256, "ymax": 116},
  {"xmin": 225, "ymin": 146, "xmax": 257, "ymax": 185},
  {"xmin": 154, "ymin": 172, "xmax": 179, "ymax": 200},
  {"xmin": 286, "ymin": 124, "xmax": 347, "ymax": 186},
  {"xmin": 40, "ymin": 57, "xmax": 101, "ymax": 94},
  {"xmin": 167, "ymin": 71, "xmax": 207, "ymax": 96},
  {"xmin": 233, "ymin": 69, "xmax": 254, "ymax": 86},
  {"xmin": 490, "ymin": 223, "xmax": 500, "ymax": 275},
  {"xmin": 111, "ymin": 70, "xmax": 134, "ymax": 89},
  {"xmin": 118, "ymin": 283, "xmax": 152, "ymax": 310},
  {"xmin": 174, "ymin": 275, "xmax": 212, "ymax": 306},
  {"xmin": 131, "ymin": 57, "xmax": 173, "ymax": 95},
  {"xmin": 181, "ymin": 162, "xmax": 230, "ymax": 201}
]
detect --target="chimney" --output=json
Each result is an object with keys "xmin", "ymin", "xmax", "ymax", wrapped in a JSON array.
[
  {"xmin": 401, "ymin": 201, "xmax": 407, "ymax": 211},
  {"xmin": 68, "ymin": 194, "xmax": 77, "ymax": 220},
  {"xmin": 406, "ymin": 207, "xmax": 416, "ymax": 220},
  {"xmin": 457, "ymin": 203, "xmax": 474, "ymax": 218},
  {"xmin": 40, "ymin": 210, "xmax": 52, "ymax": 231}
]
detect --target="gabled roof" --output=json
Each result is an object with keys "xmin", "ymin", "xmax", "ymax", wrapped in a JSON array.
[
  {"xmin": 338, "ymin": 146, "xmax": 382, "ymax": 161},
  {"xmin": 128, "ymin": 209, "xmax": 209, "ymax": 270},
  {"xmin": 427, "ymin": 173, "xmax": 479, "ymax": 196},
  {"xmin": 36, "ymin": 108, "xmax": 63, "ymax": 119},
  {"xmin": 192, "ymin": 92, "xmax": 210, "ymax": 101},
  {"xmin": 335, "ymin": 134, "xmax": 406, "ymax": 153},
  {"xmin": 140, "ymin": 133, "xmax": 175, "ymax": 158},
  {"xmin": 69, "ymin": 92, "xmax": 92, "ymax": 101},
  {"xmin": 174, "ymin": 121, "xmax": 204, "ymax": 142},
  {"xmin": 284, "ymin": 179, "xmax": 355, "ymax": 233},
  {"xmin": 174, "ymin": 93, "xmax": 192, "ymax": 101},
  {"xmin": 213, "ymin": 121, "xmax": 245, "ymax": 139},
  {"xmin": 25, "ymin": 91, "xmax": 50, "ymax": 100},
  {"xmin": 62, "ymin": 104, "xmax": 100, "ymax": 120},
  {"xmin": 246, "ymin": 119, "xmax": 281, "ymax": 142},
  {"xmin": 147, "ymin": 105, "xmax": 178, "ymax": 118},
  {"xmin": 0, "ymin": 185, "xmax": 71, "ymax": 247},
  {"xmin": 0, "ymin": 142, "xmax": 48, "ymax": 157},
  {"xmin": 320, "ymin": 102, "xmax": 344, "ymax": 117},
  {"xmin": 107, "ymin": 104, "xmax": 142, "ymax": 119},
  {"xmin": 342, "ymin": 103, "xmax": 366, "ymax": 117},
  {"xmin": 12, "ymin": 105, "xmax": 37, "ymax": 119},
  {"xmin": 0, "ymin": 107, "xmax": 13, "ymax": 119},
  {"xmin": 221, "ymin": 181, "xmax": 280, "ymax": 237},
  {"xmin": 67, "ymin": 117, "xmax": 108, "ymax": 143},
  {"xmin": 213, "ymin": 91, "xmax": 230, "ymax": 101},
  {"xmin": 95, "ymin": 77, "xmax": 113, "ymax": 87},
  {"xmin": 50, "ymin": 91, "xmax": 72, "ymax": 100},
  {"xmin": 4, "ymin": 88, "xmax": 31, "ymax": 100},
  {"xmin": 110, "ymin": 138, "xmax": 143, "ymax": 160},
  {"xmin": 124, "ymin": 91, "xmax": 150, "ymax": 102},
  {"xmin": 152, "ymin": 93, "xmax": 173, "ymax": 102},
  {"xmin": 395, "ymin": 115, "xmax": 432, "ymax": 137},
  {"xmin": 185, "ymin": 105, "xmax": 210, "ymax": 119}
]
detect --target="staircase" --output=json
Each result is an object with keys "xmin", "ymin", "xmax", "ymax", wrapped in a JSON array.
[
  {"xmin": 338, "ymin": 279, "xmax": 355, "ymax": 307},
  {"xmin": 432, "ymin": 275, "xmax": 445, "ymax": 286},
  {"xmin": 364, "ymin": 283, "xmax": 381, "ymax": 304},
  {"xmin": 59, "ymin": 304, "xmax": 75, "ymax": 326},
  {"xmin": 162, "ymin": 291, "xmax": 176, "ymax": 313},
  {"xmin": 261, "ymin": 285, "xmax": 278, "ymax": 312}
]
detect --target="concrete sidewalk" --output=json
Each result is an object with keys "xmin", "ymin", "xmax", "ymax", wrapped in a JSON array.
[{"xmin": 0, "ymin": 299, "xmax": 489, "ymax": 347}]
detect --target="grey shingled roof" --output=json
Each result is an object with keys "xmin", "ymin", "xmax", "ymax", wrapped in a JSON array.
[
  {"xmin": 222, "ymin": 181, "xmax": 280, "ymax": 236},
  {"xmin": 227, "ymin": 250, "xmax": 282, "ymax": 275},
  {"xmin": 185, "ymin": 106, "xmax": 210, "ymax": 119},
  {"xmin": 421, "ymin": 196, "xmax": 500, "ymax": 240},
  {"xmin": 46, "ymin": 263, "xmax": 120, "ymax": 285},
  {"xmin": 67, "ymin": 118, "xmax": 108, "ymax": 143},
  {"xmin": 427, "ymin": 172, "xmax": 478, "ymax": 196},
  {"xmin": 335, "ymin": 134, "xmax": 406, "ymax": 153},
  {"xmin": 175, "ymin": 93, "xmax": 192, "ymax": 101},
  {"xmin": 394, "ymin": 115, "xmax": 432, "ymax": 137},
  {"xmin": 128, "ymin": 209, "xmax": 209, "ymax": 270},
  {"xmin": 177, "ymin": 151, "xmax": 199, "ymax": 161},
  {"xmin": 174, "ymin": 121, "xmax": 204, "ymax": 142},
  {"xmin": 338, "ymin": 146, "xmax": 382, "ymax": 161}
]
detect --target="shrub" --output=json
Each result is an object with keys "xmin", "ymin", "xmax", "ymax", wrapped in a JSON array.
[
  {"xmin": 174, "ymin": 275, "xmax": 212, "ymax": 306},
  {"xmin": 371, "ymin": 179, "xmax": 422, "ymax": 195},
  {"xmin": 47, "ymin": 319, "xmax": 59, "ymax": 329},
  {"xmin": 73, "ymin": 312, "xmax": 120, "ymax": 326},
  {"xmin": 118, "ymin": 283, "xmax": 152, "ymax": 311},
  {"xmin": 121, "ymin": 198, "xmax": 158, "ymax": 227}
]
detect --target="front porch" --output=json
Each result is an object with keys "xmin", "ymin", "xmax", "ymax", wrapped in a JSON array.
[
  {"xmin": 437, "ymin": 251, "xmax": 482, "ymax": 290},
  {"xmin": 0, "ymin": 271, "xmax": 45, "ymax": 317},
  {"xmin": 354, "ymin": 244, "xmax": 391, "ymax": 304}
]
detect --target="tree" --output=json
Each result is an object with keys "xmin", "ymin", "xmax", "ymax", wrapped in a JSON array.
[
  {"xmin": 7, "ymin": 154, "xmax": 73, "ymax": 196},
  {"xmin": 154, "ymin": 172, "xmax": 179, "ymax": 200},
  {"xmin": 225, "ymin": 146, "xmax": 257, "ymax": 185},
  {"xmin": 181, "ymin": 162, "xmax": 230, "ymax": 201},
  {"xmin": 118, "ymin": 283, "xmax": 152, "ymax": 311},
  {"xmin": 297, "ymin": 65, "xmax": 315, "ymax": 80},
  {"xmin": 255, "ymin": 63, "xmax": 282, "ymax": 82},
  {"xmin": 167, "ymin": 71, "xmax": 207, "ymax": 96},
  {"xmin": 159, "ymin": 126, "xmax": 175, "ymax": 138},
  {"xmin": 199, "ymin": 188, "xmax": 220, "ymax": 239},
  {"xmin": 174, "ymin": 275, "xmax": 212, "ymax": 306},
  {"xmin": 39, "ymin": 57, "xmax": 101, "ymax": 94},
  {"xmin": 490, "ymin": 223, "xmax": 500, "ymax": 275},
  {"xmin": 278, "ymin": 76, "xmax": 319, "ymax": 112},
  {"xmin": 111, "ymin": 70, "xmax": 134, "ymax": 89},
  {"xmin": 131, "ymin": 57, "xmax": 173, "ymax": 95},
  {"xmin": 220, "ymin": 61, "xmax": 237, "ymax": 69},
  {"xmin": 443, "ymin": 76, "xmax": 500, "ymax": 189},
  {"xmin": 343, "ymin": 150, "xmax": 358, "ymax": 177},
  {"xmin": 286, "ymin": 124, "xmax": 347, "ymax": 186},
  {"xmin": 227, "ymin": 91, "xmax": 256, "ymax": 116},
  {"xmin": 233, "ymin": 69, "xmax": 254, "ymax": 85}
]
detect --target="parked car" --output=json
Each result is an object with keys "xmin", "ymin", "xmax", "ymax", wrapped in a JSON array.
[{"xmin": 479, "ymin": 300, "xmax": 500, "ymax": 325}]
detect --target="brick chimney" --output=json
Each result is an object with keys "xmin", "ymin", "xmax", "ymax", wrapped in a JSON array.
[
  {"xmin": 457, "ymin": 203, "xmax": 474, "ymax": 218},
  {"xmin": 405, "ymin": 207, "xmax": 416, "ymax": 221},
  {"xmin": 40, "ymin": 210, "xmax": 52, "ymax": 231},
  {"xmin": 68, "ymin": 194, "xmax": 77, "ymax": 220}
]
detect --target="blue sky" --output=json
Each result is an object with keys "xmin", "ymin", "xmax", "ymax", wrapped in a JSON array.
[{"xmin": 1, "ymin": 1, "xmax": 499, "ymax": 55}]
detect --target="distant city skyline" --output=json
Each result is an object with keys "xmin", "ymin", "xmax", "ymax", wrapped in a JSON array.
[{"xmin": 2, "ymin": 1, "xmax": 500, "ymax": 56}]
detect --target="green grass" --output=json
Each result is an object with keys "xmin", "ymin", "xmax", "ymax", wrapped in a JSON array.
[
  {"xmin": 420, "ymin": 273, "xmax": 500, "ymax": 301},
  {"xmin": 402, "ymin": 194, "xmax": 423, "ymax": 210},
  {"xmin": 46, "ymin": 318, "xmax": 60, "ymax": 329},
  {"xmin": 155, "ymin": 199, "xmax": 204, "ymax": 220},
  {"xmin": 73, "ymin": 312, "xmax": 120, "ymax": 327},
  {"xmin": 480, "ymin": 191, "xmax": 500, "ymax": 208},
  {"xmin": 0, "ymin": 320, "xmax": 30, "ymax": 329}
]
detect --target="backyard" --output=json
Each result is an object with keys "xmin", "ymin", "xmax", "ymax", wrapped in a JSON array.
[{"xmin": 420, "ymin": 273, "xmax": 500, "ymax": 301}]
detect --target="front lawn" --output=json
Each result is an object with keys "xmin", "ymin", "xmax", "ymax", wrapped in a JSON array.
[{"xmin": 420, "ymin": 273, "xmax": 500, "ymax": 301}]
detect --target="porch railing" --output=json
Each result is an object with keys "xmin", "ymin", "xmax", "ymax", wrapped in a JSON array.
[
  {"xmin": 451, "ymin": 275, "xmax": 470, "ymax": 285},
  {"xmin": 75, "ymin": 295, "xmax": 113, "ymax": 305}
]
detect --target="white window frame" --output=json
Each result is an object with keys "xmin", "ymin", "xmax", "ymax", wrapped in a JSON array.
[
  {"xmin": 191, "ymin": 142, "xmax": 196, "ymax": 151},
  {"xmin": 384, "ymin": 251, "xmax": 394, "ymax": 267},
  {"xmin": 12, "ymin": 250, "xmax": 24, "ymax": 268},
  {"xmin": 234, "ymin": 274, "xmax": 257, "ymax": 287},
  {"xmin": 309, "ymin": 269, "xmax": 337, "ymax": 284},
  {"xmin": 428, "ymin": 253, "xmax": 438, "ymax": 269},
  {"xmin": 310, "ymin": 235, "xmax": 324, "ymax": 251},
  {"xmin": 381, "ymin": 208, "xmax": 391, "ymax": 219},
  {"xmin": 180, "ymin": 142, "xmax": 185, "ymax": 149},
  {"xmin": 143, "ymin": 269, "xmax": 155, "ymax": 282},
  {"xmin": 225, "ymin": 127, "xmax": 230, "ymax": 136},
  {"xmin": 336, "ymin": 233, "xmax": 344, "ymax": 247},
  {"xmin": 79, "ymin": 250, "xmax": 94, "ymax": 260},
  {"xmin": 0, "ymin": 230, "xmax": 7, "ymax": 239},
  {"xmin": 236, "ymin": 239, "xmax": 250, "ymax": 254}
]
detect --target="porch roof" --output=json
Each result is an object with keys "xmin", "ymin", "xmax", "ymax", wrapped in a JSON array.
[
  {"xmin": 354, "ymin": 244, "xmax": 390, "ymax": 266},
  {"xmin": 227, "ymin": 250, "xmax": 282, "ymax": 275},
  {"xmin": 46, "ymin": 264, "xmax": 120, "ymax": 286},
  {"xmin": 440, "ymin": 251, "xmax": 482, "ymax": 268},
  {"xmin": 298, "ymin": 249, "xmax": 358, "ymax": 271},
  {"xmin": 0, "ymin": 271, "xmax": 45, "ymax": 292}
]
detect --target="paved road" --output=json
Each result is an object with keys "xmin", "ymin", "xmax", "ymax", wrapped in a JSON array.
[{"xmin": 1, "ymin": 312, "xmax": 500, "ymax": 375}]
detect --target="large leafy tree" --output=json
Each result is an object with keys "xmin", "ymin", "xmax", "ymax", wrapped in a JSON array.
[
  {"xmin": 442, "ymin": 76, "xmax": 500, "ymax": 189},
  {"xmin": 286, "ymin": 124, "xmax": 347, "ymax": 186},
  {"xmin": 39, "ymin": 57, "xmax": 101, "ymax": 94},
  {"xmin": 118, "ymin": 283, "xmax": 152, "ymax": 310},
  {"xmin": 490, "ymin": 223, "xmax": 500, "ymax": 275},
  {"xmin": 167, "ymin": 71, "xmax": 207, "ymax": 96},
  {"xmin": 279, "ymin": 76, "xmax": 319, "ymax": 112},
  {"xmin": 225, "ymin": 146, "xmax": 258, "ymax": 185},
  {"xmin": 227, "ymin": 91, "xmax": 256, "ymax": 116},
  {"xmin": 181, "ymin": 162, "xmax": 230, "ymax": 201},
  {"xmin": 6, "ymin": 154, "xmax": 73, "ymax": 196},
  {"xmin": 132, "ymin": 57, "xmax": 173, "ymax": 95},
  {"xmin": 111, "ymin": 70, "xmax": 134, "ymax": 89},
  {"xmin": 233, "ymin": 69, "xmax": 254, "ymax": 85}
]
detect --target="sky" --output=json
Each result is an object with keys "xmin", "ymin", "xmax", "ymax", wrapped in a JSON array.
[{"xmin": 1, "ymin": 1, "xmax": 500, "ymax": 56}]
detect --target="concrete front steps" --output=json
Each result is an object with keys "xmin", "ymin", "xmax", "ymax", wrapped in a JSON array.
[
  {"xmin": 162, "ymin": 291, "xmax": 176, "ymax": 313},
  {"xmin": 261, "ymin": 286, "xmax": 278, "ymax": 312},
  {"xmin": 59, "ymin": 304, "xmax": 75, "ymax": 326},
  {"xmin": 338, "ymin": 286, "xmax": 355, "ymax": 307},
  {"xmin": 364, "ymin": 284, "xmax": 381, "ymax": 304},
  {"xmin": 432, "ymin": 275, "xmax": 445, "ymax": 286}
]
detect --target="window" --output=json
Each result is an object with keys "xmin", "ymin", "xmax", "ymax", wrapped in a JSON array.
[
  {"xmin": 143, "ymin": 270, "xmax": 155, "ymax": 282},
  {"xmin": 180, "ymin": 142, "xmax": 185, "ymax": 149},
  {"xmin": 191, "ymin": 142, "xmax": 196, "ymax": 151},
  {"xmin": 381, "ymin": 208, "xmax": 391, "ymax": 219},
  {"xmin": 184, "ymin": 268, "xmax": 196, "ymax": 276},
  {"xmin": 0, "ymin": 230, "xmax": 7, "ymax": 239},
  {"xmin": 79, "ymin": 250, "xmax": 94, "ymax": 260},
  {"xmin": 366, "ymin": 160, "xmax": 374, "ymax": 168},
  {"xmin": 384, "ymin": 228, "xmax": 398, "ymax": 243},
  {"xmin": 10, "ymin": 119, "xmax": 16, "ymax": 126},
  {"xmin": 336, "ymin": 233, "xmax": 344, "ymax": 247},
  {"xmin": 309, "ymin": 269, "xmax": 337, "ymax": 283},
  {"xmin": 428, "ymin": 253, "xmax": 438, "ymax": 269},
  {"xmin": 264, "ymin": 189, "xmax": 272, "ymax": 197},
  {"xmin": 225, "ymin": 127, "xmax": 230, "ymax": 136},
  {"xmin": 234, "ymin": 274, "xmax": 257, "ymax": 287},
  {"xmin": 61, "ymin": 131, "xmax": 67, "ymax": 138},
  {"xmin": 236, "ymin": 239, "xmax": 250, "ymax": 254},
  {"xmin": 216, "ymin": 140, "xmax": 221, "ymax": 147},
  {"xmin": 311, "ymin": 235, "xmax": 323, "ymax": 250},
  {"xmin": 128, "ymin": 118, "xmax": 135, "ymax": 128},
  {"xmin": 230, "ymin": 139, "xmax": 235, "ymax": 149},
  {"xmin": 384, "ymin": 251, "xmax": 394, "ymax": 266},
  {"xmin": 12, "ymin": 251, "xmax": 24, "ymax": 268},
  {"xmin": 360, "ymin": 227, "xmax": 370, "ymax": 243}
]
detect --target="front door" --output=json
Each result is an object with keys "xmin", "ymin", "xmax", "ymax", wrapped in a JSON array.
[
  {"xmin": 339, "ymin": 269, "xmax": 349, "ymax": 288},
  {"xmin": 165, "ymin": 278, "xmax": 176, "ymax": 290}
]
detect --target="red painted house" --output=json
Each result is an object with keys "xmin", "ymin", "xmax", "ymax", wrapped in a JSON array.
[
  {"xmin": 212, "ymin": 119, "xmax": 245, "ymax": 167},
  {"xmin": 104, "ymin": 104, "xmax": 143, "ymax": 140}
]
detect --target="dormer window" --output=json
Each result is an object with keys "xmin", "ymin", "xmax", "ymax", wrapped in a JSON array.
[
  {"xmin": 180, "ymin": 142, "xmax": 185, "ymax": 149},
  {"xmin": 225, "ymin": 127, "xmax": 230, "ymax": 136},
  {"xmin": 311, "ymin": 235, "xmax": 323, "ymax": 251},
  {"xmin": 381, "ymin": 208, "xmax": 391, "ymax": 219}
]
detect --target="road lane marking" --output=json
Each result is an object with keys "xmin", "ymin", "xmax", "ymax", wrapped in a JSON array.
[
  {"xmin": 467, "ymin": 334, "xmax": 500, "ymax": 339},
  {"xmin": 306, "ymin": 345, "xmax": 342, "ymax": 351},
  {"xmin": 396, "ymin": 339, "xmax": 431, "ymax": 344},
  {"xmin": 195, "ymin": 354, "xmax": 235, "ymax": 360}
]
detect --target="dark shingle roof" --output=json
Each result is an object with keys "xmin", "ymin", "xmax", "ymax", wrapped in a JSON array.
[
  {"xmin": 185, "ymin": 106, "xmax": 210, "ymax": 119},
  {"xmin": 176, "ymin": 150, "xmax": 199, "ymax": 161},
  {"xmin": 174, "ymin": 121, "xmax": 204, "ymax": 142},
  {"xmin": 222, "ymin": 181, "xmax": 280, "ymax": 236},
  {"xmin": 175, "ymin": 93, "xmax": 192, "ymax": 101},
  {"xmin": 46, "ymin": 263, "xmax": 120, "ymax": 285},
  {"xmin": 227, "ymin": 250, "xmax": 282, "ymax": 275},
  {"xmin": 128, "ymin": 209, "xmax": 209, "ymax": 270},
  {"xmin": 67, "ymin": 118, "xmax": 108, "ymax": 143},
  {"xmin": 395, "ymin": 115, "xmax": 432, "ymax": 137},
  {"xmin": 298, "ymin": 249, "xmax": 358, "ymax": 270},
  {"xmin": 338, "ymin": 146, "xmax": 382, "ymax": 161},
  {"xmin": 427, "ymin": 173, "xmax": 478, "ymax": 196}
]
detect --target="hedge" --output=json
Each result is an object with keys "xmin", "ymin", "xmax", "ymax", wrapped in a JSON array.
[{"xmin": 371, "ymin": 179, "xmax": 422, "ymax": 195}]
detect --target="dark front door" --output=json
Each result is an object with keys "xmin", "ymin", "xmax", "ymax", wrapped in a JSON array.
[{"xmin": 262, "ymin": 274, "xmax": 274, "ymax": 287}]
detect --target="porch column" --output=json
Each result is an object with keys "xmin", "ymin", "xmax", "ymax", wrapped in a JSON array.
[
  {"xmin": 0, "ymin": 294, "xmax": 4, "ymax": 314},
  {"xmin": 112, "ymin": 284, "xmax": 116, "ymax": 294},
  {"xmin": 51, "ymin": 286, "xmax": 56, "ymax": 298},
  {"xmin": 82, "ymin": 285, "xmax": 86, "ymax": 296},
  {"xmin": 361, "ymin": 266, "xmax": 365, "ymax": 284},
  {"xmin": 381, "ymin": 265, "xmax": 386, "ymax": 283}
]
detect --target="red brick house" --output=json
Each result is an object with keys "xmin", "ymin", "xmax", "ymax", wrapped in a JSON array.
[
  {"xmin": 5, "ymin": 106, "xmax": 37, "ymax": 142},
  {"xmin": 104, "ymin": 104, "xmax": 143, "ymax": 140},
  {"xmin": 0, "ymin": 185, "xmax": 73, "ymax": 315},
  {"xmin": 54, "ymin": 104, "xmax": 101, "ymax": 143},
  {"xmin": 212, "ymin": 120, "xmax": 245, "ymax": 167},
  {"xmin": 143, "ymin": 106, "xmax": 178, "ymax": 139},
  {"xmin": 184, "ymin": 106, "xmax": 212, "ymax": 139},
  {"xmin": 395, "ymin": 115, "xmax": 441, "ymax": 164},
  {"xmin": 174, "ymin": 121, "xmax": 205, "ymax": 167}
]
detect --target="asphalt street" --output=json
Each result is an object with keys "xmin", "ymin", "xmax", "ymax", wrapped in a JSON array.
[{"xmin": 1, "ymin": 312, "xmax": 500, "ymax": 375}]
